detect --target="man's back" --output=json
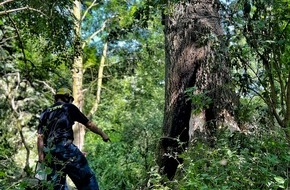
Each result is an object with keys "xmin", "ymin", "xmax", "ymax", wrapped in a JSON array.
[{"xmin": 39, "ymin": 103, "xmax": 74, "ymax": 146}]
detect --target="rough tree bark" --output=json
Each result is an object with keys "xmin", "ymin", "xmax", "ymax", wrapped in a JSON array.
[{"xmin": 158, "ymin": 0, "xmax": 239, "ymax": 180}]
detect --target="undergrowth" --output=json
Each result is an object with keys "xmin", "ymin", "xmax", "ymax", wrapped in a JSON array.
[{"xmin": 165, "ymin": 129, "xmax": 290, "ymax": 190}]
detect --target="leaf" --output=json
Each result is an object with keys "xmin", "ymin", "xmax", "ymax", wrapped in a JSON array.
[
  {"xmin": 274, "ymin": 176, "xmax": 285, "ymax": 187},
  {"xmin": 0, "ymin": 171, "xmax": 5, "ymax": 177},
  {"xmin": 130, "ymin": 5, "xmax": 137, "ymax": 16}
]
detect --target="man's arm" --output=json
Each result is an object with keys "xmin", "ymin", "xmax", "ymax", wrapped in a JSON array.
[
  {"xmin": 37, "ymin": 134, "xmax": 44, "ymax": 162},
  {"xmin": 85, "ymin": 121, "xmax": 110, "ymax": 142}
]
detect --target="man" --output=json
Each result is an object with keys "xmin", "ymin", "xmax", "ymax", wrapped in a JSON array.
[{"xmin": 37, "ymin": 87, "xmax": 109, "ymax": 190}]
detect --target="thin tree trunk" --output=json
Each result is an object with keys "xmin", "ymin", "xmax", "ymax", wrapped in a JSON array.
[
  {"xmin": 71, "ymin": 0, "xmax": 108, "ymax": 150},
  {"xmin": 18, "ymin": 122, "xmax": 30, "ymax": 176},
  {"xmin": 72, "ymin": 0, "xmax": 85, "ymax": 150},
  {"xmin": 88, "ymin": 42, "xmax": 108, "ymax": 118},
  {"xmin": 284, "ymin": 71, "xmax": 290, "ymax": 141}
]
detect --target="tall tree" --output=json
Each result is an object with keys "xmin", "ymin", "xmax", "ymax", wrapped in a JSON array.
[
  {"xmin": 72, "ymin": 0, "xmax": 85, "ymax": 150},
  {"xmin": 70, "ymin": 0, "xmax": 149, "ymax": 150},
  {"xmin": 228, "ymin": 0, "xmax": 290, "ymax": 140},
  {"xmin": 158, "ymin": 0, "xmax": 239, "ymax": 180},
  {"xmin": 71, "ymin": 0, "xmax": 109, "ymax": 150}
]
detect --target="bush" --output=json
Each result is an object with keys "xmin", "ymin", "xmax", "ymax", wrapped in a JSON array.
[{"xmin": 172, "ymin": 129, "xmax": 290, "ymax": 190}]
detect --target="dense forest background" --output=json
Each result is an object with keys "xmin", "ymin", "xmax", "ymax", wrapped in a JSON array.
[{"xmin": 0, "ymin": 0, "xmax": 289, "ymax": 189}]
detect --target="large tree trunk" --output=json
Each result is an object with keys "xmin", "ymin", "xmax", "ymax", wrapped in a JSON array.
[
  {"xmin": 72, "ymin": 0, "xmax": 85, "ymax": 150},
  {"xmin": 158, "ymin": 0, "xmax": 239, "ymax": 180}
]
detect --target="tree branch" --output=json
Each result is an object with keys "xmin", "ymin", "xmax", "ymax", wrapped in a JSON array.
[
  {"xmin": 0, "ymin": 0, "xmax": 14, "ymax": 7},
  {"xmin": 285, "ymin": 70, "xmax": 290, "ymax": 127},
  {"xmin": 10, "ymin": 72, "xmax": 20, "ymax": 113},
  {"xmin": 35, "ymin": 80, "xmax": 56, "ymax": 94},
  {"xmin": 88, "ymin": 42, "xmax": 108, "ymax": 118},
  {"xmin": 8, "ymin": 15, "xmax": 29, "ymax": 75},
  {"xmin": 273, "ymin": 55, "xmax": 286, "ymax": 116},
  {"xmin": 0, "ymin": 6, "xmax": 46, "ymax": 16},
  {"xmin": 248, "ymin": 85, "xmax": 284, "ymax": 127},
  {"xmin": 81, "ymin": 0, "xmax": 98, "ymax": 21},
  {"xmin": 17, "ymin": 117, "xmax": 31, "ymax": 177},
  {"xmin": 82, "ymin": 19, "xmax": 107, "ymax": 49}
]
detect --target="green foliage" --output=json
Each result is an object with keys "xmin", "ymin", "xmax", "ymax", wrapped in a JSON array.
[
  {"xmin": 172, "ymin": 129, "xmax": 290, "ymax": 190},
  {"xmin": 0, "ymin": 5, "xmax": 72, "ymax": 188},
  {"xmin": 185, "ymin": 87, "xmax": 213, "ymax": 114},
  {"xmin": 226, "ymin": 0, "xmax": 290, "ymax": 128},
  {"xmin": 2, "ymin": 0, "xmax": 75, "ymax": 53},
  {"xmin": 0, "ymin": 110, "xmax": 20, "ymax": 187},
  {"xmin": 85, "ymin": 78, "xmax": 164, "ymax": 189},
  {"xmin": 1, "ymin": 0, "xmax": 290, "ymax": 189},
  {"xmin": 235, "ymin": 96, "xmax": 273, "ymax": 127},
  {"xmin": 86, "ymin": 111, "xmax": 162, "ymax": 190},
  {"xmin": 82, "ymin": 16, "xmax": 165, "ymax": 189}
]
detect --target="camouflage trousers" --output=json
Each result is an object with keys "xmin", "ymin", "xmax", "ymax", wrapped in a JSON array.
[{"xmin": 45, "ymin": 139, "xmax": 99, "ymax": 190}]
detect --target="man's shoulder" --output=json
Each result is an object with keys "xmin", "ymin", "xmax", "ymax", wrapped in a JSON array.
[
  {"xmin": 63, "ymin": 103, "xmax": 78, "ymax": 109},
  {"xmin": 63, "ymin": 103, "xmax": 81, "ymax": 113}
]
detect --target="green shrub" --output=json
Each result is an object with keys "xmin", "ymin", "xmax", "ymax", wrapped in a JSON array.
[{"xmin": 172, "ymin": 129, "xmax": 289, "ymax": 190}]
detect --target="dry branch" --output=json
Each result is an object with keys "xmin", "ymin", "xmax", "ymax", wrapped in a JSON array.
[{"xmin": 0, "ymin": 6, "xmax": 46, "ymax": 16}]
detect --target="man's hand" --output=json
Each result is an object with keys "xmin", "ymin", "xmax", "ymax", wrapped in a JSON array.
[{"xmin": 86, "ymin": 121, "xmax": 110, "ymax": 142}]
